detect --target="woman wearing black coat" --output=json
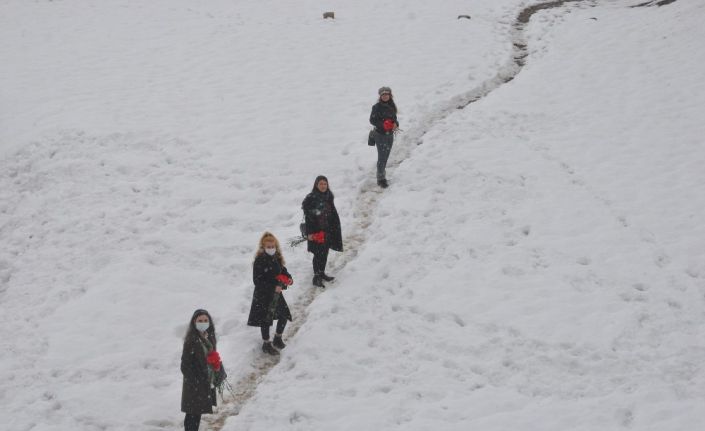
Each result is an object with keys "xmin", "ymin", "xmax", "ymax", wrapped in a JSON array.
[
  {"xmin": 247, "ymin": 232, "xmax": 293, "ymax": 355},
  {"xmin": 302, "ymin": 175, "xmax": 343, "ymax": 287},
  {"xmin": 181, "ymin": 309, "xmax": 222, "ymax": 431},
  {"xmin": 369, "ymin": 86, "xmax": 399, "ymax": 188}
]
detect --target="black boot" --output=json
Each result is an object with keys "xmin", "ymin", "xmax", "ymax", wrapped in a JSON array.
[
  {"xmin": 377, "ymin": 178, "xmax": 388, "ymax": 188},
  {"xmin": 312, "ymin": 275, "xmax": 325, "ymax": 288},
  {"xmin": 272, "ymin": 335, "xmax": 286, "ymax": 349},
  {"xmin": 262, "ymin": 341, "xmax": 279, "ymax": 355},
  {"xmin": 320, "ymin": 273, "xmax": 335, "ymax": 282}
]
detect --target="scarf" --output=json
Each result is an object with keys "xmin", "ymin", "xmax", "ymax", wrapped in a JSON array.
[{"xmin": 199, "ymin": 335, "xmax": 215, "ymax": 388}]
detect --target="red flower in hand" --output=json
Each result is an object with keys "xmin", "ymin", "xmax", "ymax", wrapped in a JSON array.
[
  {"xmin": 206, "ymin": 350, "xmax": 221, "ymax": 371},
  {"xmin": 275, "ymin": 274, "xmax": 292, "ymax": 285},
  {"xmin": 383, "ymin": 119, "xmax": 395, "ymax": 132},
  {"xmin": 311, "ymin": 231, "xmax": 325, "ymax": 244}
]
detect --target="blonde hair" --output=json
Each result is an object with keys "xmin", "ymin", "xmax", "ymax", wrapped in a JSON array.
[{"xmin": 255, "ymin": 231, "xmax": 285, "ymax": 265}]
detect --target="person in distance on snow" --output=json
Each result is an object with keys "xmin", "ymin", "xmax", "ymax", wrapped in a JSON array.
[
  {"xmin": 180, "ymin": 309, "xmax": 223, "ymax": 431},
  {"xmin": 302, "ymin": 175, "xmax": 343, "ymax": 287},
  {"xmin": 247, "ymin": 232, "xmax": 293, "ymax": 355},
  {"xmin": 368, "ymin": 86, "xmax": 399, "ymax": 188}
]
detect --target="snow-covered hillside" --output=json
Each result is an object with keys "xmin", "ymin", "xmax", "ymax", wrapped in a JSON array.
[{"xmin": 1, "ymin": 0, "xmax": 704, "ymax": 430}]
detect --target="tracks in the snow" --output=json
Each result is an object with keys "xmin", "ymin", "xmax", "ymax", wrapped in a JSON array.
[{"xmin": 205, "ymin": 1, "xmax": 587, "ymax": 429}]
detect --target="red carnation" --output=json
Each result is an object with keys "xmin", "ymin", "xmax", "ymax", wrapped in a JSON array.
[
  {"xmin": 206, "ymin": 350, "xmax": 221, "ymax": 371},
  {"xmin": 383, "ymin": 119, "xmax": 395, "ymax": 132},
  {"xmin": 311, "ymin": 231, "xmax": 325, "ymax": 244},
  {"xmin": 275, "ymin": 274, "xmax": 292, "ymax": 285}
]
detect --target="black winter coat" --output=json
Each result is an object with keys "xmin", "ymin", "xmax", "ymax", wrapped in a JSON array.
[
  {"xmin": 247, "ymin": 254, "xmax": 293, "ymax": 327},
  {"xmin": 369, "ymin": 101, "xmax": 399, "ymax": 134},
  {"xmin": 302, "ymin": 190, "xmax": 343, "ymax": 253},
  {"xmin": 180, "ymin": 334, "xmax": 217, "ymax": 414}
]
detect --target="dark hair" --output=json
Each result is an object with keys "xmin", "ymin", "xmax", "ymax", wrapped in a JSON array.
[
  {"xmin": 379, "ymin": 96, "xmax": 398, "ymax": 115},
  {"xmin": 311, "ymin": 175, "xmax": 334, "ymax": 198},
  {"xmin": 184, "ymin": 308, "xmax": 217, "ymax": 347},
  {"xmin": 312, "ymin": 175, "xmax": 328, "ymax": 189}
]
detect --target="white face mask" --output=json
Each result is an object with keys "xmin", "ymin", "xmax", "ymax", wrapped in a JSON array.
[
  {"xmin": 195, "ymin": 321, "xmax": 210, "ymax": 332},
  {"xmin": 264, "ymin": 247, "xmax": 277, "ymax": 256}
]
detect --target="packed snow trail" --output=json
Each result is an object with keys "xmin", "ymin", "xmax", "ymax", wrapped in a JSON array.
[{"xmin": 206, "ymin": 1, "xmax": 592, "ymax": 429}]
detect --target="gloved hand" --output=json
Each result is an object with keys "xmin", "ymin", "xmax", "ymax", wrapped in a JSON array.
[
  {"xmin": 206, "ymin": 350, "xmax": 221, "ymax": 371},
  {"xmin": 275, "ymin": 274, "xmax": 293, "ymax": 286},
  {"xmin": 383, "ymin": 119, "xmax": 395, "ymax": 132},
  {"xmin": 310, "ymin": 231, "xmax": 325, "ymax": 244}
]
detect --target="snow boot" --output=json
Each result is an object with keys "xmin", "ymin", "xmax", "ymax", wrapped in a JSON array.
[
  {"xmin": 377, "ymin": 178, "xmax": 388, "ymax": 188},
  {"xmin": 273, "ymin": 335, "xmax": 286, "ymax": 349},
  {"xmin": 320, "ymin": 273, "xmax": 335, "ymax": 282},
  {"xmin": 262, "ymin": 341, "xmax": 279, "ymax": 356},
  {"xmin": 312, "ymin": 275, "xmax": 326, "ymax": 288}
]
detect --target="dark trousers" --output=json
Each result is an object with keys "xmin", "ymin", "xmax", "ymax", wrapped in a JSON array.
[
  {"xmin": 261, "ymin": 319, "xmax": 287, "ymax": 340},
  {"xmin": 313, "ymin": 246, "xmax": 329, "ymax": 275},
  {"xmin": 374, "ymin": 131, "xmax": 394, "ymax": 181},
  {"xmin": 184, "ymin": 413, "xmax": 201, "ymax": 431}
]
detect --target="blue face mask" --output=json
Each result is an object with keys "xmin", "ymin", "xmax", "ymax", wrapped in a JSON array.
[{"xmin": 195, "ymin": 322, "xmax": 209, "ymax": 332}]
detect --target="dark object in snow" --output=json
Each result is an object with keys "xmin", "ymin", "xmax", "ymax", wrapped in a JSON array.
[
  {"xmin": 302, "ymin": 175, "xmax": 343, "ymax": 284},
  {"xmin": 181, "ymin": 309, "xmax": 218, "ymax": 419},
  {"xmin": 302, "ymin": 176, "xmax": 342, "ymax": 253},
  {"xmin": 631, "ymin": 0, "xmax": 677, "ymax": 7},
  {"xmin": 262, "ymin": 341, "xmax": 279, "ymax": 355},
  {"xmin": 457, "ymin": 14, "xmax": 471, "ymax": 20},
  {"xmin": 273, "ymin": 335, "xmax": 286, "ymax": 349},
  {"xmin": 248, "ymin": 232, "xmax": 293, "ymax": 352},
  {"xmin": 377, "ymin": 178, "xmax": 389, "ymax": 188},
  {"xmin": 323, "ymin": 11, "xmax": 335, "ymax": 19},
  {"xmin": 247, "ymin": 251, "xmax": 293, "ymax": 327},
  {"xmin": 312, "ymin": 274, "xmax": 325, "ymax": 288},
  {"xmin": 369, "ymin": 89, "xmax": 398, "ymax": 184},
  {"xmin": 250, "ymin": 233, "xmax": 292, "ymax": 356}
]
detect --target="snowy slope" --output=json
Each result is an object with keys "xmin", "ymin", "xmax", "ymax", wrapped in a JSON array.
[
  {"xmin": 1, "ymin": 0, "xmax": 704, "ymax": 430},
  {"xmin": 1, "ymin": 0, "xmax": 517, "ymax": 430},
  {"xmin": 222, "ymin": 1, "xmax": 705, "ymax": 430}
]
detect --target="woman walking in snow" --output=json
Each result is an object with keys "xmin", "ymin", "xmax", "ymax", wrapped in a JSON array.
[
  {"xmin": 369, "ymin": 86, "xmax": 399, "ymax": 188},
  {"xmin": 247, "ymin": 232, "xmax": 293, "ymax": 355},
  {"xmin": 181, "ymin": 309, "xmax": 222, "ymax": 431},
  {"xmin": 302, "ymin": 175, "xmax": 343, "ymax": 287}
]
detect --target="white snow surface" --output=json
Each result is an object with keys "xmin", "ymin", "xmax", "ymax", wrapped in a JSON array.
[{"xmin": 1, "ymin": 0, "xmax": 704, "ymax": 430}]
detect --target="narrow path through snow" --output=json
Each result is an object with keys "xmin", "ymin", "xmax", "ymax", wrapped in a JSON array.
[{"xmin": 201, "ymin": 1, "xmax": 592, "ymax": 429}]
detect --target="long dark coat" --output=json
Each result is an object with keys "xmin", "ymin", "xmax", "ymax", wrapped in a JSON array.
[
  {"xmin": 180, "ymin": 333, "xmax": 217, "ymax": 414},
  {"xmin": 247, "ymin": 253, "xmax": 293, "ymax": 327},
  {"xmin": 302, "ymin": 189, "xmax": 343, "ymax": 253},
  {"xmin": 369, "ymin": 100, "xmax": 399, "ymax": 134}
]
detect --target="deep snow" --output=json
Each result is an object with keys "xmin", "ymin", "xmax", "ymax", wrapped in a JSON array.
[{"xmin": 1, "ymin": 0, "xmax": 704, "ymax": 430}]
